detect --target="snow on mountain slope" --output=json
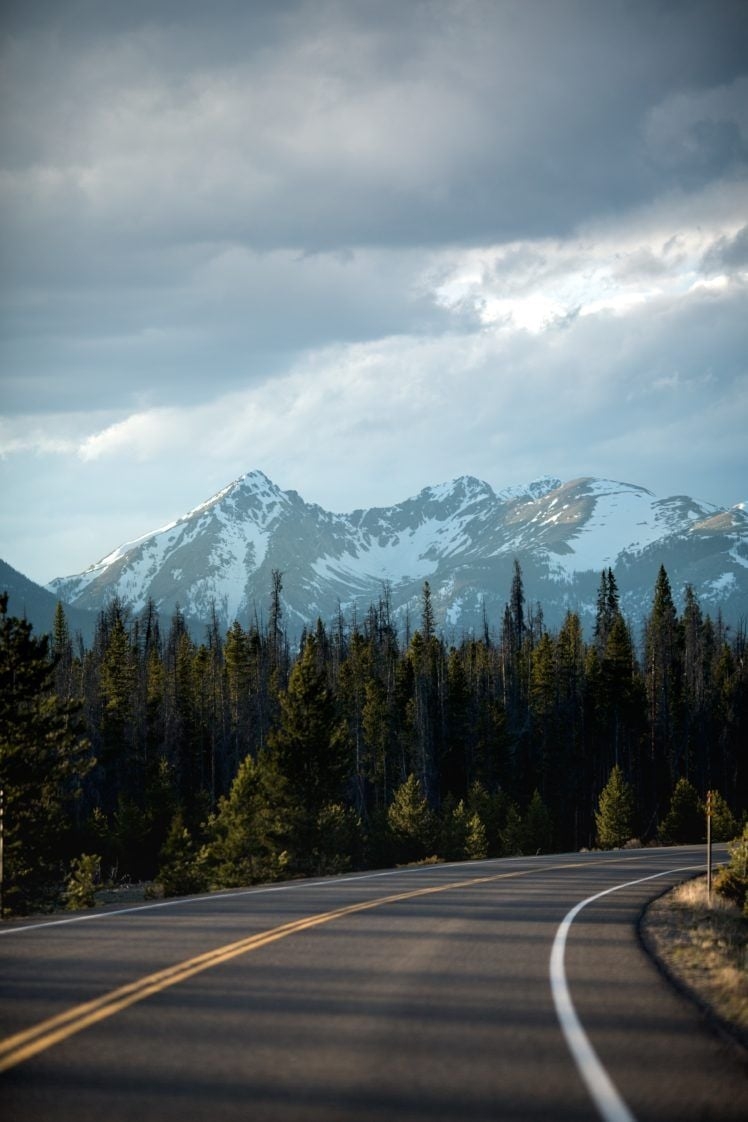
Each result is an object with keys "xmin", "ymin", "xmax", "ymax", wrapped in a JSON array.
[
  {"xmin": 48, "ymin": 470, "xmax": 748, "ymax": 636},
  {"xmin": 536, "ymin": 480, "xmax": 720, "ymax": 578},
  {"xmin": 50, "ymin": 470, "xmax": 289, "ymax": 617}
]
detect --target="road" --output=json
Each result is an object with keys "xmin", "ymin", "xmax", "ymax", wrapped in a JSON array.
[{"xmin": 0, "ymin": 848, "xmax": 745, "ymax": 1121}]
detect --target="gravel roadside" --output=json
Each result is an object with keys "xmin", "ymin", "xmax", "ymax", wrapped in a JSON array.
[{"xmin": 641, "ymin": 875, "xmax": 747, "ymax": 1051}]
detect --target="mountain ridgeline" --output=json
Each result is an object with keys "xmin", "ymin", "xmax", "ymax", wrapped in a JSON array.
[
  {"xmin": 2, "ymin": 471, "xmax": 747, "ymax": 912},
  {"xmin": 47, "ymin": 470, "xmax": 748, "ymax": 639}
]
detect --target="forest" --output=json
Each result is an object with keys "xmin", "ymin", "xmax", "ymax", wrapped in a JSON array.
[{"xmin": 1, "ymin": 561, "xmax": 745, "ymax": 916}]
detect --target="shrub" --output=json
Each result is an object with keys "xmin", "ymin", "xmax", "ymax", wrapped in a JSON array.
[
  {"xmin": 64, "ymin": 854, "xmax": 101, "ymax": 910},
  {"xmin": 714, "ymin": 825, "xmax": 748, "ymax": 910}
]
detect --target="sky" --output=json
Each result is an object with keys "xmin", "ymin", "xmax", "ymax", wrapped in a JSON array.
[{"xmin": 1, "ymin": 0, "xmax": 747, "ymax": 585}]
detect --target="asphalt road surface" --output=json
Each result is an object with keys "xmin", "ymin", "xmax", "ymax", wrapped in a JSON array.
[{"xmin": 1, "ymin": 848, "xmax": 745, "ymax": 1122}]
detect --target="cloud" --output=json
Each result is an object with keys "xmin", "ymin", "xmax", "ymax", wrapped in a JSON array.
[
  {"xmin": 7, "ymin": 238, "xmax": 742, "ymax": 493},
  {"xmin": 702, "ymin": 223, "xmax": 748, "ymax": 274},
  {"xmin": 644, "ymin": 74, "xmax": 748, "ymax": 180},
  {"xmin": 431, "ymin": 181, "xmax": 748, "ymax": 332},
  {"xmin": 1, "ymin": 1, "xmax": 747, "ymax": 580}
]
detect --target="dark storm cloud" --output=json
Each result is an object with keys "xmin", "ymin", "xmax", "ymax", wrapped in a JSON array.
[
  {"xmin": 0, "ymin": 1, "xmax": 747, "ymax": 584},
  {"xmin": 3, "ymin": 0, "xmax": 746, "ymax": 414},
  {"xmin": 1, "ymin": 244, "xmax": 445, "ymax": 412},
  {"xmin": 5, "ymin": 1, "xmax": 746, "ymax": 243},
  {"xmin": 702, "ymin": 224, "xmax": 748, "ymax": 274}
]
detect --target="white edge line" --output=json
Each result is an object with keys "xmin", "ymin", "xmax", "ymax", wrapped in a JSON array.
[
  {"xmin": 1, "ymin": 849, "xmax": 701, "ymax": 938},
  {"xmin": 549, "ymin": 863, "xmax": 702, "ymax": 1122},
  {"xmin": 0, "ymin": 860, "xmax": 480, "ymax": 937}
]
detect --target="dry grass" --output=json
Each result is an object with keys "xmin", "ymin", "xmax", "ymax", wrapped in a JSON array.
[{"xmin": 642, "ymin": 875, "xmax": 748, "ymax": 1039}]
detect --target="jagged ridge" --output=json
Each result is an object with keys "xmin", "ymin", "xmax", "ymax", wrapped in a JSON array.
[{"xmin": 48, "ymin": 470, "xmax": 748, "ymax": 637}]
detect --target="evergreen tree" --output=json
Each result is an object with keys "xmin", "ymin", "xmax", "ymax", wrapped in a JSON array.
[
  {"xmin": 404, "ymin": 628, "xmax": 441, "ymax": 803},
  {"xmin": 200, "ymin": 752, "xmax": 289, "ymax": 887},
  {"xmin": 337, "ymin": 630, "xmax": 371, "ymax": 816},
  {"xmin": 267, "ymin": 631, "xmax": 351, "ymax": 868},
  {"xmin": 0, "ymin": 594, "xmax": 92, "ymax": 913},
  {"xmin": 644, "ymin": 565, "xmax": 683, "ymax": 814},
  {"xmin": 361, "ymin": 674, "xmax": 391, "ymax": 813},
  {"xmin": 593, "ymin": 568, "xmax": 620, "ymax": 653},
  {"xmin": 421, "ymin": 580, "xmax": 435, "ymax": 643},
  {"xmin": 156, "ymin": 810, "xmax": 205, "ymax": 898},
  {"xmin": 709, "ymin": 790, "xmax": 739, "ymax": 843},
  {"xmin": 598, "ymin": 614, "xmax": 646, "ymax": 792},
  {"xmin": 387, "ymin": 773, "xmax": 436, "ymax": 863},
  {"xmin": 467, "ymin": 780, "xmax": 508, "ymax": 858},
  {"xmin": 594, "ymin": 765, "xmax": 635, "ymax": 849},
  {"xmin": 439, "ymin": 795, "xmax": 468, "ymax": 861},
  {"xmin": 500, "ymin": 802, "xmax": 524, "ymax": 856},
  {"xmin": 659, "ymin": 777, "xmax": 703, "ymax": 845},
  {"xmin": 311, "ymin": 802, "xmax": 361, "ymax": 875},
  {"xmin": 51, "ymin": 600, "xmax": 75, "ymax": 701},
  {"xmin": 269, "ymin": 568, "xmax": 286, "ymax": 680},
  {"xmin": 522, "ymin": 789, "xmax": 553, "ymax": 854},
  {"xmin": 464, "ymin": 811, "xmax": 489, "ymax": 860},
  {"xmin": 509, "ymin": 559, "xmax": 526, "ymax": 654},
  {"xmin": 442, "ymin": 647, "xmax": 471, "ymax": 798},
  {"xmin": 64, "ymin": 853, "xmax": 101, "ymax": 910},
  {"xmin": 98, "ymin": 602, "xmax": 137, "ymax": 798},
  {"xmin": 224, "ymin": 620, "xmax": 254, "ymax": 774}
]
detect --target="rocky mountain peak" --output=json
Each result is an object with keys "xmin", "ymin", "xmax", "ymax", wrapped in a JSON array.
[{"xmin": 46, "ymin": 469, "xmax": 748, "ymax": 638}]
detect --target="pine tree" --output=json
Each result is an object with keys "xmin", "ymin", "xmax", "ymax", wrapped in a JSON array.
[
  {"xmin": 442, "ymin": 647, "xmax": 471, "ymax": 798},
  {"xmin": 467, "ymin": 780, "xmax": 508, "ymax": 858},
  {"xmin": 269, "ymin": 568, "xmax": 285, "ymax": 679},
  {"xmin": 98, "ymin": 601, "xmax": 137, "ymax": 811},
  {"xmin": 404, "ymin": 626, "xmax": 441, "ymax": 803},
  {"xmin": 156, "ymin": 810, "xmax": 205, "ymax": 898},
  {"xmin": 659, "ymin": 777, "xmax": 703, "ymax": 844},
  {"xmin": 594, "ymin": 765, "xmax": 635, "ymax": 849},
  {"xmin": 200, "ymin": 752, "xmax": 290, "ymax": 887},
  {"xmin": 644, "ymin": 565, "xmax": 683, "ymax": 813},
  {"xmin": 224, "ymin": 620, "xmax": 254, "ymax": 773},
  {"xmin": 464, "ymin": 811, "xmax": 488, "ymax": 860},
  {"xmin": 421, "ymin": 580, "xmax": 435, "ymax": 644},
  {"xmin": 500, "ymin": 802, "xmax": 524, "ymax": 856},
  {"xmin": 593, "ymin": 568, "xmax": 620, "ymax": 653},
  {"xmin": 0, "ymin": 594, "xmax": 92, "ymax": 913},
  {"xmin": 311, "ymin": 802, "xmax": 361, "ymax": 875},
  {"xmin": 709, "ymin": 790, "xmax": 739, "ymax": 842},
  {"xmin": 51, "ymin": 600, "xmax": 75, "ymax": 701},
  {"xmin": 267, "ymin": 632, "xmax": 351, "ymax": 868},
  {"xmin": 522, "ymin": 789, "xmax": 553, "ymax": 854},
  {"xmin": 387, "ymin": 773, "xmax": 436, "ymax": 863},
  {"xmin": 599, "ymin": 614, "xmax": 646, "ymax": 788},
  {"xmin": 439, "ymin": 795, "xmax": 468, "ymax": 860},
  {"xmin": 509, "ymin": 559, "xmax": 526, "ymax": 654}
]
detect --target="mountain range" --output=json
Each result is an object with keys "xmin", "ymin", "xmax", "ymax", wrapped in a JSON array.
[{"xmin": 34, "ymin": 470, "xmax": 748, "ymax": 642}]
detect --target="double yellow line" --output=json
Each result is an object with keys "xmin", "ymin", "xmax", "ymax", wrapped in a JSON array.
[{"xmin": 0, "ymin": 862, "xmax": 583, "ymax": 1073}]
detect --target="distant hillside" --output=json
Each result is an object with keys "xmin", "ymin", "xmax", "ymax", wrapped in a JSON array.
[{"xmin": 1, "ymin": 558, "xmax": 97, "ymax": 644}]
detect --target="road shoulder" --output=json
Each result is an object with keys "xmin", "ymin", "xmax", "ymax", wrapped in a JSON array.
[{"xmin": 640, "ymin": 875, "xmax": 748, "ymax": 1053}]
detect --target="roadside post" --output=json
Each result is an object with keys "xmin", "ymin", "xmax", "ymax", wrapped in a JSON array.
[{"xmin": 706, "ymin": 789, "xmax": 712, "ymax": 905}]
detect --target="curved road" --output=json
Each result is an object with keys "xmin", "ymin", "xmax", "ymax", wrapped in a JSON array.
[{"xmin": 1, "ymin": 848, "xmax": 745, "ymax": 1121}]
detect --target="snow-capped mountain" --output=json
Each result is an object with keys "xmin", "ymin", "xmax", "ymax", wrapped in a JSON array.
[{"xmin": 48, "ymin": 470, "xmax": 748, "ymax": 638}]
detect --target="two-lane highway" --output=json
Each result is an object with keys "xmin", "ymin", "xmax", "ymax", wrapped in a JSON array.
[{"xmin": 1, "ymin": 849, "xmax": 745, "ymax": 1121}]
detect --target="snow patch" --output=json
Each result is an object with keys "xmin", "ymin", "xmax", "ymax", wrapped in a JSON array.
[
  {"xmin": 548, "ymin": 484, "xmax": 666, "ymax": 574},
  {"xmin": 705, "ymin": 572, "xmax": 737, "ymax": 595}
]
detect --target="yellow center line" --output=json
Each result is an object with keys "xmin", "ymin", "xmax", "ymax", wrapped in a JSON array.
[{"xmin": 0, "ymin": 860, "xmax": 590, "ymax": 1073}]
